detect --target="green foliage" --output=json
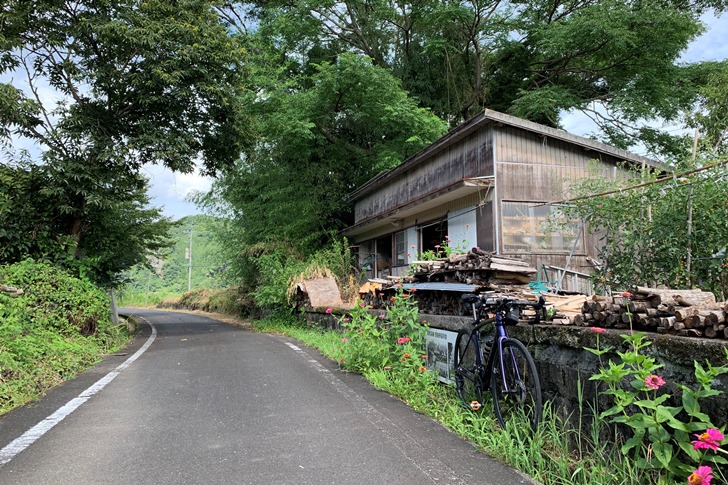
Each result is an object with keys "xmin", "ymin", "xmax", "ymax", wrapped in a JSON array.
[
  {"xmin": 221, "ymin": 0, "xmax": 725, "ymax": 150},
  {"xmin": 560, "ymin": 160, "xmax": 728, "ymax": 298},
  {"xmin": 119, "ymin": 215, "xmax": 231, "ymax": 303},
  {"xmin": 1, "ymin": 0, "xmax": 251, "ymax": 287},
  {"xmin": 337, "ymin": 288, "xmax": 428, "ymax": 375},
  {"xmin": 0, "ymin": 161, "xmax": 176, "ymax": 287},
  {"xmin": 0, "ymin": 260, "xmax": 129, "ymax": 415},
  {"xmin": 587, "ymin": 330, "xmax": 728, "ymax": 482},
  {"xmin": 199, "ymin": 51, "xmax": 447, "ymax": 261}
]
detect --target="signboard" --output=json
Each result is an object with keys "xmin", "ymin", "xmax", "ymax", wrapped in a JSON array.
[{"xmin": 425, "ymin": 328, "xmax": 459, "ymax": 384}]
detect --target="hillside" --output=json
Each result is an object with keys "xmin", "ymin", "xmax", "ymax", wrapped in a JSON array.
[{"xmin": 120, "ymin": 215, "xmax": 230, "ymax": 305}]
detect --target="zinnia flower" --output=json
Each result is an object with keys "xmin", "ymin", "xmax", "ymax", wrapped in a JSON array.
[
  {"xmin": 692, "ymin": 429, "xmax": 725, "ymax": 451},
  {"xmin": 644, "ymin": 375, "xmax": 666, "ymax": 390},
  {"xmin": 341, "ymin": 338, "xmax": 348, "ymax": 343},
  {"xmin": 403, "ymin": 353, "xmax": 411, "ymax": 358},
  {"xmin": 325, "ymin": 307, "xmax": 333, "ymax": 314},
  {"xmin": 418, "ymin": 366, "xmax": 427, "ymax": 372},
  {"xmin": 591, "ymin": 327, "xmax": 607, "ymax": 334},
  {"xmin": 688, "ymin": 466, "xmax": 713, "ymax": 485},
  {"xmin": 378, "ymin": 314, "xmax": 386, "ymax": 319},
  {"xmin": 421, "ymin": 355, "xmax": 428, "ymax": 359},
  {"xmin": 396, "ymin": 337, "xmax": 411, "ymax": 345},
  {"xmin": 619, "ymin": 292, "xmax": 633, "ymax": 298},
  {"xmin": 359, "ymin": 301, "xmax": 366, "ymax": 308}
]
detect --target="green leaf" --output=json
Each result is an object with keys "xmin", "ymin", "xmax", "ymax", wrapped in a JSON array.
[{"xmin": 652, "ymin": 442, "xmax": 673, "ymax": 469}]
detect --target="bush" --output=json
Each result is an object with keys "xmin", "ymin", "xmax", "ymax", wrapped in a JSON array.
[{"xmin": 0, "ymin": 259, "xmax": 127, "ymax": 415}]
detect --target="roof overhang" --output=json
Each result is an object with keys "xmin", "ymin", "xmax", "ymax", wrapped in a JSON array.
[{"xmin": 342, "ymin": 177, "xmax": 493, "ymax": 238}]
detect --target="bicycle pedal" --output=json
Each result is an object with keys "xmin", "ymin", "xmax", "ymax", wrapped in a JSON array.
[{"xmin": 470, "ymin": 401, "xmax": 482, "ymax": 411}]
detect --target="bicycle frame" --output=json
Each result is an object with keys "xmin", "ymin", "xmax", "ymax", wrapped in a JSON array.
[{"xmin": 467, "ymin": 305, "xmax": 523, "ymax": 398}]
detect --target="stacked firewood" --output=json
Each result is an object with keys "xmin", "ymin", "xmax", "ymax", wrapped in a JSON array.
[
  {"xmin": 575, "ymin": 287, "xmax": 728, "ymax": 339},
  {"xmin": 409, "ymin": 249, "xmax": 537, "ymax": 285}
]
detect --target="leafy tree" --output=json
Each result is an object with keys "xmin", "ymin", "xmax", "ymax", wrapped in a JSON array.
[
  {"xmin": 220, "ymin": 0, "xmax": 726, "ymax": 150},
  {"xmin": 199, "ymin": 52, "xmax": 446, "ymax": 261},
  {"xmin": 560, "ymin": 159, "xmax": 728, "ymax": 298},
  {"xmin": 0, "ymin": 0, "xmax": 250, "ymax": 283},
  {"xmin": 0, "ymin": 160, "xmax": 175, "ymax": 286}
]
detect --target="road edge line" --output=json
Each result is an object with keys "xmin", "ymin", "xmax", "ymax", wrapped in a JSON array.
[{"xmin": 0, "ymin": 321, "xmax": 157, "ymax": 467}]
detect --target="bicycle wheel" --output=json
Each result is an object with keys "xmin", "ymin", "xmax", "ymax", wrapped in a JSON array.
[
  {"xmin": 491, "ymin": 338, "xmax": 542, "ymax": 430},
  {"xmin": 454, "ymin": 329, "xmax": 484, "ymax": 411}
]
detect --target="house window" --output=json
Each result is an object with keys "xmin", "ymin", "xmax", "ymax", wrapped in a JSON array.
[
  {"xmin": 394, "ymin": 231, "xmax": 406, "ymax": 266},
  {"xmin": 501, "ymin": 202, "xmax": 584, "ymax": 253}
]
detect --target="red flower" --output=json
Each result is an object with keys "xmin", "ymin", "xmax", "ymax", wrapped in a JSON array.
[
  {"xmin": 692, "ymin": 429, "xmax": 724, "ymax": 451},
  {"xmin": 403, "ymin": 353, "xmax": 411, "ymax": 358},
  {"xmin": 421, "ymin": 355, "xmax": 428, "ymax": 359},
  {"xmin": 418, "ymin": 366, "xmax": 427, "ymax": 372}
]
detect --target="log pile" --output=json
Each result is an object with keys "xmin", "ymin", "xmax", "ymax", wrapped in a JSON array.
[
  {"xmin": 558, "ymin": 287, "xmax": 728, "ymax": 339},
  {"xmin": 409, "ymin": 248, "xmax": 537, "ymax": 286}
]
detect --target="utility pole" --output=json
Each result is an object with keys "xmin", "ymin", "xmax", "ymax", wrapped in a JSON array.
[{"xmin": 185, "ymin": 227, "xmax": 193, "ymax": 292}]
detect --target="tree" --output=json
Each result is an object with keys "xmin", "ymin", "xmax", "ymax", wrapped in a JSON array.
[
  {"xmin": 0, "ymin": 0, "xmax": 251, "ymax": 268},
  {"xmin": 197, "ymin": 52, "xmax": 446, "ymax": 281},
  {"xmin": 0, "ymin": 160, "xmax": 175, "ymax": 287},
  {"xmin": 219, "ymin": 0, "xmax": 727, "ymax": 151},
  {"xmin": 559, "ymin": 160, "xmax": 728, "ymax": 298}
]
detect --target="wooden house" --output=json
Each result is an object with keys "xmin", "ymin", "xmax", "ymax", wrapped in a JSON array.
[{"xmin": 342, "ymin": 109, "xmax": 663, "ymax": 292}]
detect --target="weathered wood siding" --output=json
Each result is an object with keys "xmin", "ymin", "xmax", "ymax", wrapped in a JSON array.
[
  {"xmin": 354, "ymin": 129, "xmax": 494, "ymax": 222},
  {"xmin": 493, "ymin": 126, "xmax": 624, "ymax": 273},
  {"xmin": 494, "ymin": 125, "xmax": 621, "ymax": 202}
]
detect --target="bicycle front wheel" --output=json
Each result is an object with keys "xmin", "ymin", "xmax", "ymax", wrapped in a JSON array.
[
  {"xmin": 491, "ymin": 338, "xmax": 542, "ymax": 430},
  {"xmin": 454, "ymin": 329, "xmax": 484, "ymax": 411}
]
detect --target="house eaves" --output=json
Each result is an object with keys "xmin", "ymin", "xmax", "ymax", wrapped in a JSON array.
[
  {"xmin": 348, "ymin": 109, "xmax": 665, "ymax": 203},
  {"xmin": 342, "ymin": 177, "xmax": 493, "ymax": 238}
]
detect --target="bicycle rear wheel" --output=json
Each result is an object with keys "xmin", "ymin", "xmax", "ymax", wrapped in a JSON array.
[
  {"xmin": 454, "ymin": 329, "xmax": 484, "ymax": 411},
  {"xmin": 491, "ymin": 338, "xmax": 542, "ymax": 430}
]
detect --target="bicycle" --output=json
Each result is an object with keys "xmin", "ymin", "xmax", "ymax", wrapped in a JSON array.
[{"xmin": 454, "ymin": 293, "xmax": 545, "ymax": 430}]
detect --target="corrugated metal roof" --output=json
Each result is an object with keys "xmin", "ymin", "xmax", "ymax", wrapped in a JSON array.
[{"xmin": 398, "ymin": 282, "xmax": 484, "ymax": 293}]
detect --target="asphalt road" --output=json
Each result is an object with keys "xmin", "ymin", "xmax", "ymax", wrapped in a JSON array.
[{"xmin": 0, "ymin": 309, "xmax": 535, "ymax": 485}]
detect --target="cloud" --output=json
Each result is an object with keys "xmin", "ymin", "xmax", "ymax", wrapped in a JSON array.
[{"xmin": 142, "ymin": 164, "xmax": 213, "ymax": 220}]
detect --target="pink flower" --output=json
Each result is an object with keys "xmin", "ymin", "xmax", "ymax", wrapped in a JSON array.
[
  {"xmin": 407, "ymin": 253, "xmax": 411, "ymax": 258},
  {"xmin": 411, "ymin": 245, "xmax": 415, "ymax": 249},
  {"xmin": 619, "ymin": 292, "xmax": 633, "ymax": 298},
  {"xmin": 591, "ymin": 327, "xmax": 607, "ymax": 334},
  {"xmin": 465, "ymin": 224, "xmax": 470, "ymax": 228},
  {"xmin": 688, "ymin": 466, "xmax": 713, "ymax": 485},
  {"xmin": 343, "ymin": 317, "xmax": 351, "ymax": 322},
  {"xmin": 434, "ymin": 245, "xmax": 440, "ymax": 249},
  {"xmin": 341, "ymin": 338, "xmax": 348, "ymax": 343},
  {"xmin": 692, "ymin": 429, "xmax": 725, "ymax": 451},
  {"xmin": 339, "ymin": 358, "xmax": 345, "ymax": 363},
  {"xmin": 397, "ymin": 337, "xmax": 411, "ymax": 345},
  {"xmin": 378, "ymin": 314, "xmax": 386, "ymax": 319},
  {"xmin": 359, "ymin": 301, "xmax": 366, "ymax": 308},
  {"xmin": 325, "ymin": 307, "xmax": 333, "ymax": 314},
  {"xmin": 644, "ymin": 375, "xmax": 666, "ymax": 390}
]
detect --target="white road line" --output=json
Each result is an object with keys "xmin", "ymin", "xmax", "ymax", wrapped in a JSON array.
[{"xmin": 0, "ymin": 322, "xmax": 157, "ymax": 467}]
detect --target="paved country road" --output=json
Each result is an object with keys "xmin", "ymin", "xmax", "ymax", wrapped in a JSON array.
[{"xmin": 0, "ymin": 309, "xmax": 535, "ymax": 485}]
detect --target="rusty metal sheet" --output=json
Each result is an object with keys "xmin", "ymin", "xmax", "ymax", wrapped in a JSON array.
[{"xmin": 300, "ymin": 277, "xmax": 345, "ymax": 308}]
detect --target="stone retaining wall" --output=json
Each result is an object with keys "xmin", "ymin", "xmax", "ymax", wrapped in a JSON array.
[{"xmin": 305, "ymin": 311, "xmax": 728, "ymax": 428}]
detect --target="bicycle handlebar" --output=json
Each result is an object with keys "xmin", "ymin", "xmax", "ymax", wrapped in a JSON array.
[{"xmin": 461, "ymin": 293, "xmax": 546, "ymax": 324}]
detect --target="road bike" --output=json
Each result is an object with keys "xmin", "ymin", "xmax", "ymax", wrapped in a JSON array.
[{"xmin": 454, "ymin": 293, "xmax": 545, "ymax": 430}]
